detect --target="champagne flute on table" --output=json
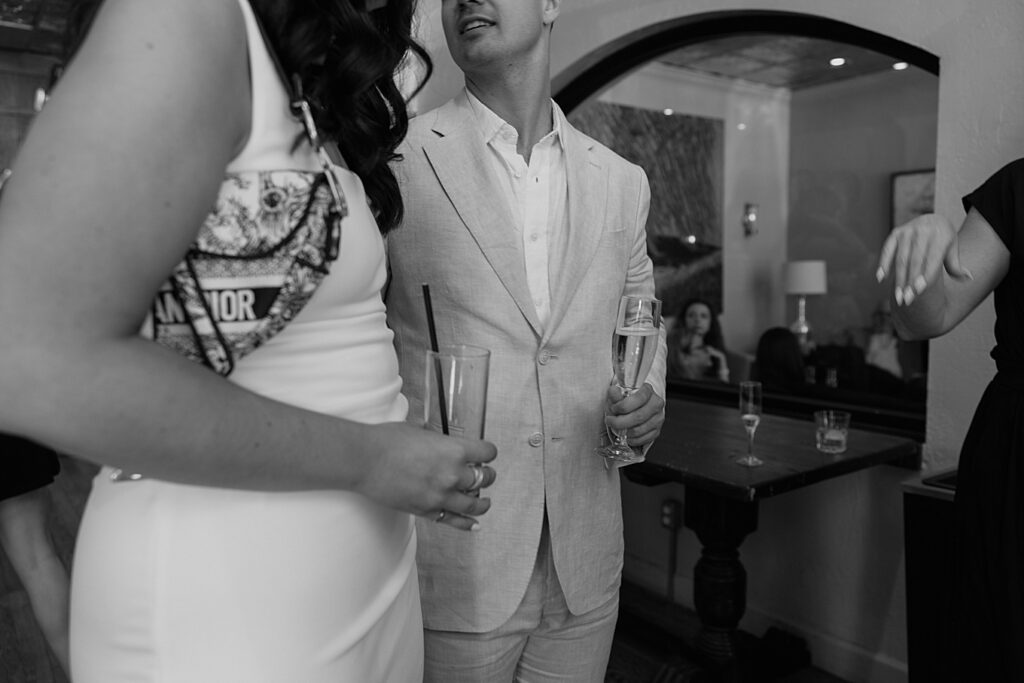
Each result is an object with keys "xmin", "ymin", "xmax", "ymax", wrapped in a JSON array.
[
  {"xmin": 737, "ymin": 380, "xmax": 764, "ymax": 467},
  {"xmin": 596, "ymin": 295, "xmax": 662, "ymax": 466}
]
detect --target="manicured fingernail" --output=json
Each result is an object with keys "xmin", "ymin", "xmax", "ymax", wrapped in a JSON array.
[
  {"xmin": 894, "ymin": 287, "xmax": 904, "ymax": 305},
  {"xmin": 876, "ymin": 267, "xmax": 885, "ymax": 283},
  {"xmin": 903, "ymin": 287, "xmax": 915, "ymax": 305},
  {"xmin": 470, "ymin": 522, "xmax": 480, "ymax": 531},
  {"xmin": 914, "ymin": 275, "xmax": 927, "ymax": 293}
]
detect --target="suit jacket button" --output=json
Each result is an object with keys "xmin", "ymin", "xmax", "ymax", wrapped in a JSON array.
[
  {"xmin": 538, "ymin": 351, "xmax": 550, "ymax": 365},
  {"xmin": 528, "ymin": 432, "xmax": 543, "ymax": 447}
]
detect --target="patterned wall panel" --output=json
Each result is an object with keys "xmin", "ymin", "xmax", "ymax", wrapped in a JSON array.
[{"xmin": 568, "ymin": 101, "xmax": 724, "ymax": 318}]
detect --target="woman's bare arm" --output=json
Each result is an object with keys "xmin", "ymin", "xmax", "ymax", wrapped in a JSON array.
[{"xmin": 877, "ymin": 209, "xmax": 1009, "ymax": 340}]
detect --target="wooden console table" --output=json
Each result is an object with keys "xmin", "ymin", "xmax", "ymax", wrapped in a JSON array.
[{"xmin": 625, "ymin": 397, "xmax": 920, "ymax": 680}]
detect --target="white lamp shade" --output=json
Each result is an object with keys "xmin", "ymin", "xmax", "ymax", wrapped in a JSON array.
[{"xmin": 784, "ymin": 260, "xmax": 828, "ymax": 295}]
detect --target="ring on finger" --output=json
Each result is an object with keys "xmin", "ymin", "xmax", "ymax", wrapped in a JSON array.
[
  {"xmin": 464, "ymin": 464, "xmax": 486, "ymax": 493},
  {"xmin": 435, "ymin": 509, "xmax": 446, "ymax": 523}
]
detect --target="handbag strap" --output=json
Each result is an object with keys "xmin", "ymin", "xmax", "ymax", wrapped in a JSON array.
[{"xmin": 168, "ymin": 3, "xmax": 347, "ymax": 379}]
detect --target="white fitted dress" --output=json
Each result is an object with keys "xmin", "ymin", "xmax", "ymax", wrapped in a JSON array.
[{"xmin": 68, "ymin": 1, "xmax": 420, "ymax": 680}]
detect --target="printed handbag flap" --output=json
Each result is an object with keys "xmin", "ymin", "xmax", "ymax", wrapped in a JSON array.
[{"xmin": 141, "ymin": 169, "xmax": 338, "ymax": 375}]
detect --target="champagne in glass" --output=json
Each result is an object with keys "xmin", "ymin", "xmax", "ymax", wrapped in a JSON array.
[
  {"xmin": 737, "ymin": 380, "xmax": 764, "ymax": 467},
  {"xmin": 597, "ymin": 295, "xmax": 662, "ymax": 466}
]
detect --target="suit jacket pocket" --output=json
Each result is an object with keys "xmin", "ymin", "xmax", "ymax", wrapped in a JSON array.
[{"xmin": 588, "ymin": 225, "xmax": 631, "ymax": 277}]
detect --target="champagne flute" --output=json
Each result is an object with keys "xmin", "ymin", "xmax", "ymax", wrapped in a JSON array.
[
  {"xmin": 737, "ymin": 380, "xmax": 764, "ymax": 467},
  {"xmin": 597, "ymin": 295, "xmax": 662, "ymax": 466}
]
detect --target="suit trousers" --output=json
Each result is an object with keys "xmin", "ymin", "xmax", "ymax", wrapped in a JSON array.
[{"xmin": 422, "ymin": 515, "xmax": 619, "ymax": 683}]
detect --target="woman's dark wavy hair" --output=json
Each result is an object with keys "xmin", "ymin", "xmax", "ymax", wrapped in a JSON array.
[{"xmin": 65, "ymin": 0, "xmax": 431, "ymax": 235}]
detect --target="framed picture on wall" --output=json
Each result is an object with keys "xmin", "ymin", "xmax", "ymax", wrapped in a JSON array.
[{"xmin": 891, "ymin": 169, "xmax": 935, "ymax": 228}]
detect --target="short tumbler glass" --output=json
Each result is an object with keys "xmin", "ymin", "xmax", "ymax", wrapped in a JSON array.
[{"xmin": 814, "ymin": 410, "xmax": 850, "ymax": 454}]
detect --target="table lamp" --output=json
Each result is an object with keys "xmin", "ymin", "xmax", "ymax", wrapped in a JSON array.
[{"xmin": 784, "ymin": 260, "xmax": 828, "ymax": 352}]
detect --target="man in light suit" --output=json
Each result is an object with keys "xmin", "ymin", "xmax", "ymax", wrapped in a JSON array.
[{"xmin": 385, "ymin": 0, "xmax": 667, "ymax": 679}]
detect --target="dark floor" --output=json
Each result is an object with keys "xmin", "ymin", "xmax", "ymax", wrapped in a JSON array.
[
  {"xmin": 606, "ymin": 581, "xmax": 850, "ymax": 683},
  {"xmin": 1, "ymin": 457, "xmax": 847, "ymax": 683}
]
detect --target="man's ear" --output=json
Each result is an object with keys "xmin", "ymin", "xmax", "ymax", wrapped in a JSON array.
[{"xmin": 543, "ymin": 0, "xmax": 561, "ymax": 27}]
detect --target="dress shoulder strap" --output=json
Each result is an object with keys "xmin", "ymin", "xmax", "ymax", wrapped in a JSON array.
[{"xmin": 228, "ymin": 0, "xmax": 315, "ymax": 172}]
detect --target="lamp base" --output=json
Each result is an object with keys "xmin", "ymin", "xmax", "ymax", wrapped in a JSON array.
[{"xmin": 790, "ymin": 295, "xmax": 814, "ymax": 355}]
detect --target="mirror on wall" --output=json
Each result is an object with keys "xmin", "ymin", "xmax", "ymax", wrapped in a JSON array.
[{"xmin": 559, "ymin": 22, "xmax": 938, "ymax": 437}]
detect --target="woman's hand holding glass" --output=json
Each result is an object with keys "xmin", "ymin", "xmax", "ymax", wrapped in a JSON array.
[
  {"xmin": 360, "ymin": 421, "xmax": 497, "ymax": 532},
  {"xmin": 421, "ymin": 344, "xmax": 494, "ymax": 515}
]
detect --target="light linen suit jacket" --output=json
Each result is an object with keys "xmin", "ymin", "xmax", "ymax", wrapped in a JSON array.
[{"xmin": 385, "ymin": 91, "xmax": 667, "ymax": 632}]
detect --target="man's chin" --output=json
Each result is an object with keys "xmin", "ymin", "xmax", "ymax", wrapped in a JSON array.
[{"xmin": 453, "ymin": 49, "xmax": 500, "ymax": 75}]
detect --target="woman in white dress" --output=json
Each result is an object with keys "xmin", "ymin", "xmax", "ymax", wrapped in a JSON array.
[{"xmin": 0, "ymin": 0, "xmax": 496, "ymax": 680}]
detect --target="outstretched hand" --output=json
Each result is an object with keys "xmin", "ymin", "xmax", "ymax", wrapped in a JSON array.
[
  {"xmin": 876, "ymin": 213, "xmax": 973, "ymax": 305},
  {"xmin": 359, "ymin": 422, "xmax": 497, "ymax": 531},
  {"xmin": 604, "ymin": 382, "xmax": 665, "ymax": 449}
]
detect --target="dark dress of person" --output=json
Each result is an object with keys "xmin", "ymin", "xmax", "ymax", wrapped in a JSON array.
[
  {"xmin": 0, "ymin": 433, "xmax": 60, "ymax": 501},
  {"xmin": 952, "ymin": 158, "xmax": 1024, "ymax": 681}
]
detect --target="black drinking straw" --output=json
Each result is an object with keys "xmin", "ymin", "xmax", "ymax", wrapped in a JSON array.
[{"xmin": 422, "ymin": 283, "xmax": 450, "ymax": 435}]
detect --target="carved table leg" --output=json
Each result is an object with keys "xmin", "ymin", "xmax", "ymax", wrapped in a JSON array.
[{"xmin": 684, "ymin": 487, "xmax": 758, "ymax": 677}]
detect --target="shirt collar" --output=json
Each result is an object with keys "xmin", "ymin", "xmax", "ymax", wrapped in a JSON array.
[{"xmin": 465, "ymin": 88, "xmax": 564, "ymax": 149}]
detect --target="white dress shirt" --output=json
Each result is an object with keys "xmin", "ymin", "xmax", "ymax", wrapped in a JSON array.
[{"xmin": 466, "ymin": 89, "xmax": 569, "ymax": 330}]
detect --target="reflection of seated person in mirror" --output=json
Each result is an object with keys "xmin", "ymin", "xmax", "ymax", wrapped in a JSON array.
[
  {"xmin": 668, "ymin": 298, "xmax": 730, "ymax": 382},
  {"xmin": 753, "ymin": 325, "xmax": 922, "ymax": 409},
  {"xmin": 752, "ymin": 327, "xmax": 807, "ymax": 393}
]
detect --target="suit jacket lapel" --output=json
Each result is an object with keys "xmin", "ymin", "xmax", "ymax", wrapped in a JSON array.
[
  {"xmin": 421, "ymin": 97, "xmax": 543, "ymax": 338},
  {"xmin": 546, "ymin": 126, "xmax": 609, "ymax": 340}
]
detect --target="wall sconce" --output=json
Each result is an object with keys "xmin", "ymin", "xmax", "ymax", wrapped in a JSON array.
[{"xmin": 742, "ymin": 203, "xmax": 759, "ymax": 237}]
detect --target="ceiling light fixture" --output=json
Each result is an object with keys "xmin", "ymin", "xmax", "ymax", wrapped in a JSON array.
[
  {"xmin": 663, "ymin": 108, "xmax": 674, "ymax": 116},
  {"xmin": 829, "ymin": 57, "xmax": 846, "ymax": 67},
  {"xmin": 893, "ymin": 61, "xmax": 909, "ymax": 71}
]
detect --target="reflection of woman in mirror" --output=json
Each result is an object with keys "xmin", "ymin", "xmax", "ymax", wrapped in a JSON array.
[
  {"xmin": 668, "ymin": 298, "xmax": 730, "ymax": 382},
  {"xmin": 753, "ymin": 327, "xmax": 805, "ymax": 392}
]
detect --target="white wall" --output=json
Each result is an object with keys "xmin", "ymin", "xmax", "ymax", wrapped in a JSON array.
[{"xmin": 412, "ymin": 2, "xmax": 1024, "ymax": 681}]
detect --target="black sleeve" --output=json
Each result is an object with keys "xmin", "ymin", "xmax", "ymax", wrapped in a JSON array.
[
  {"xmin": 0, "ymin": 433, "xmax": 60, "ymax": 501},
  {"xmin": 962, "ymin": 158, "xmax": 1024, "ymax": 256}
]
